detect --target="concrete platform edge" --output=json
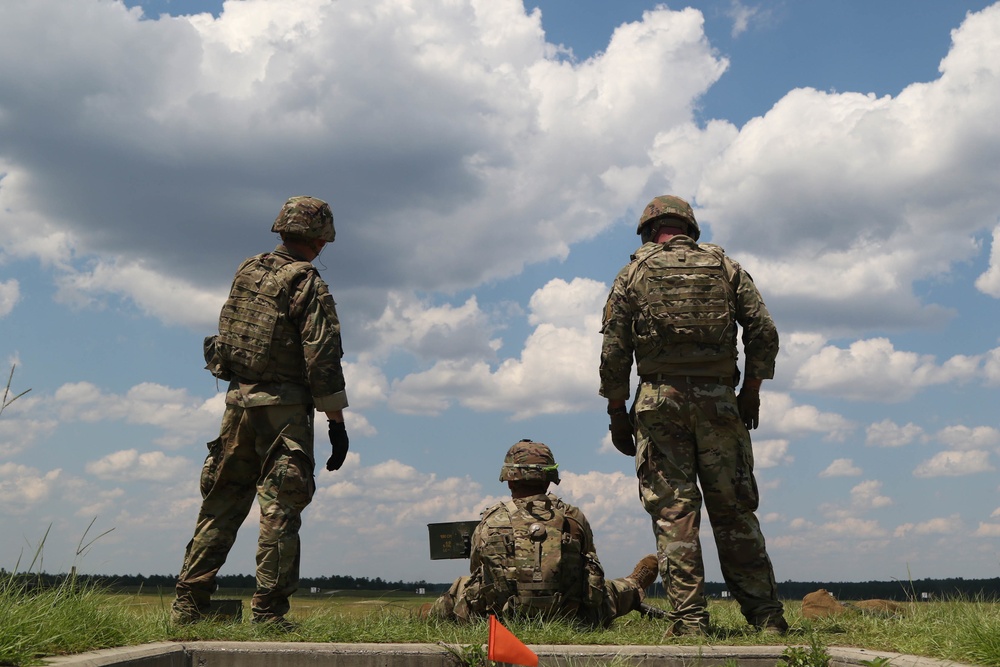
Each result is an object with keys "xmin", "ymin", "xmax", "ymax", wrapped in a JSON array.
[{"xmin": 43, "ymin": 641, "xmax": 978, "ymax": 667}]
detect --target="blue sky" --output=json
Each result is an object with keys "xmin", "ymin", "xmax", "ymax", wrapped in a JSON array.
[{"xmin": 2, "ymin": 0, "xmax": 1000, "ymax": 588}]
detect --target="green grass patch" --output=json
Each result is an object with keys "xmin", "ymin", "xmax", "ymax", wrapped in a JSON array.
[{"xmin": 4, "ymin": 581, "xmax": 1000, "ymax": 667}]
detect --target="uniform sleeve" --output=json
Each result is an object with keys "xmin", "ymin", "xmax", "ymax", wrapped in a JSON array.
[
  {"xmin": 731, "ymin": 260, "xmax": 779, "ymax": 380},
  {"xmin": 289, "ymin": 270, "xmax": 349, "ymax": 411},
  {"xmin": 599, "ymin": 266, "xmax": 635, "ymax": 401}
]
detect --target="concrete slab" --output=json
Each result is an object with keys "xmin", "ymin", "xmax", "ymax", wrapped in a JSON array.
[{"xmin": 43, "ymin": 641, "xmax": 978, "ymax": 667}]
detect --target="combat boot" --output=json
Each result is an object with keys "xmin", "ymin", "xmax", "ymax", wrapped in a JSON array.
[
  {"xmin": 626, "ymin": 554, "xmax": 659, "ymax": 590},
  {"xmin": 170, "ymin": 596, "xmax": 204, "ymax": 625},
  {"xmin": 252, "ymin": 614, "xmax": 299, "ymax": 633},
  {"xmin": 756, "ymin": 615, "xmax": 789, "ymax": 635},
  {"xmin": 662, "ymin": 619, "xmax": 710, "ymax": 639}
]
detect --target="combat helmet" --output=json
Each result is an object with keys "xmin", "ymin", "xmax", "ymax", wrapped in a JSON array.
[
  {"xmin": 271, "ymin": 196, "xmax": 335, "ymax": 242},
  {"xmin": 636, "ymin": 195, "xmax": 700, "ymax": 241},
  {"xmin": 499, "ymin": 439, "xmax": 560, "ymax": 485}
]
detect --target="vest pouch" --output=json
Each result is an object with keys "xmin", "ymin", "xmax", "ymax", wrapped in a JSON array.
[{"xmin": 203, "ymin": 335, "xmax": 232, "ymax": 381}]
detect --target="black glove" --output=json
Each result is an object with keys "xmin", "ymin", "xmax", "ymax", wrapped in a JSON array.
[
  {"xmin": 325, "ymin": 420, "xmax": 350, "ymax": 471},
  {"xmin": 608, "ymin": 407, "xmax": 636, "ymax": 456},
  {"xmin": 737, "ymin": 387, "xmax": 760, "ymax": 430}
]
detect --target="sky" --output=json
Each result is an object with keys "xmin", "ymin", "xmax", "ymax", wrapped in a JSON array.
[{"xmin": 2, "ymin": 0, "xmax": 1000, "ymax": 589}]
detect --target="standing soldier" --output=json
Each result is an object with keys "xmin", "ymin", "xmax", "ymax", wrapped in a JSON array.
[
  {"xmin": 599, "ymin": 195, "xmax": 787, "ymax": 636},
  {"xmin": 171, "ymin": 196, "xmax": 351, "ymax": 631}
]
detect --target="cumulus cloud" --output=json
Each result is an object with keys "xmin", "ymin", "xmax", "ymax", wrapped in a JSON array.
[
  {"xmin": 85, "ymin": 449, "xmax": 192, "ymax": 482},
  {"xmin": 866, "ymin": 419, "xmax": 925, "ymax": 447},
  {"xmin": 0, "ymin": 463, "xmax": 61, "ymax": 515},
  {"xmin": 819, "ymin": 458, "xmax": 862, "ymax": 478},
  {"xmin": 850, "ymin": 480, "xmax": 892, "ymax": 510},
  {"xmin": 760, "ymin": 392, "xmax": 854, "ymax": 440},
  {"xmin": 388, "ymin": 277, "xmax": 607, "ymax": 418},
  {"xmin": 935, "ymin": 425, "xmax": 1000, "ymax": 450},
  {"xmin": 54, "ymin": 382, "xmax": 225, "ymax": 448},
  {"xmin": 0, "ymin": 279, "xmax": 19, "ymax": 317},
  {"xmin": 793, "ymin": 338, "xmax": 979, "ymax": 402},
  {"xmin": 753, "ymin": 439, "xmax": 791, "ymax": 469},
  {"xmin": 0, "ymin": 417, "xmax": 58, "ymax": 458},
  {"xmin": 0, "ymin": 0, "xmax": 729, "ymax": 329},
  {"xmin": 914, "ymin": 450, "xmax": 995, "ymax": 477},
  {"xmin": 975, "ymin": 223, "xmax": 1000, "ymax": 297},
  {"xmin": 696, "ymin": 3, "xmax": 1000, "ymax": 332},
  {"xmin": 895, "ymin": 515, "xmax": 962, "ymax": 538}
]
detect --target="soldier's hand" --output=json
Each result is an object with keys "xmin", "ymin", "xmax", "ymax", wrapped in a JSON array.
[
  {"xmin": 737, "ymin": 387, "xmax": 760, "ymax": 430},
  {"xmin": 326, "ymin": 420, "xmax": 349, "ymax": 471},
  {"xmin": 608, "ymin": 407, "xmax": 636, "ymax": 456}
]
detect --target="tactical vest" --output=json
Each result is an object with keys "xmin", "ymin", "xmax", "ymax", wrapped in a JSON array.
[
  {"xmin": 628, "ymin": 241, "xmax": 738, "ymax": 370},
  {"xmin": 214, "ymin": 252, "xmax": 314, "ymax": 383},
  {"xmin": 477, "ymin": 496, "xmax": 585, "ymax": 618}
]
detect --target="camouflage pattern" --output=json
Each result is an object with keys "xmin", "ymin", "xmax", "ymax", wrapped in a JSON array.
[
  {"xmin": 635, "ymin": 379, "xmax": 782, "ymax": 627},
  {"xmin": 637, "ymin": 195, "xmax": 701, "ymax": 241},
  {"xmin": 214, "ymin": 245, "xmax": 347, "ymax": 413},
  {"xmin": 173, "ymin": 402, "xmax": 316, "ymax": 621},
  {"xmin": 429, "ymin": 493, "xmax": 644, "ymax": 628},
  {"xmin": 598, "ymin": 221, "xmax": 783, "ymax": 629},
  {"xmin": 172, "ymin": 232, "xmax": 348, "ymax": 625},
  {"xmin": 599, "ymin": 236, "xmax": 778, "ymax": 400},
  {"xmin": 271, "ymin": 195, "xmax": 335, "ymax": 242},
  {"xmin": 499, "ymin": 439, "xmax": 560, "ymax": 485}
]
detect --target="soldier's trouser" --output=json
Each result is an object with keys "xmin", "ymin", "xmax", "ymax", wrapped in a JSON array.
[
  {"xmin": 173, "ymin": 402, "xmax": 315, "ymax": 619},
  {"xmin": 634, "ymin": 380, "xmax": 782, "ymax": 628},
  {"xmin": 430, "ymin": 575, "xmax": 643, "ymax": 626}
]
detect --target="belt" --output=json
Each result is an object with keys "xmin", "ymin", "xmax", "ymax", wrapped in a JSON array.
[{"xmin": 640, "ymin": 374, "xmax": 735, "ymax": 387}]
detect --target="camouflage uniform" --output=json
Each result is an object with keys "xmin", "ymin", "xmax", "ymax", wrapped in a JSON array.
[
  {"xmin": 430, "ymin": 441, "xmax": 648, "ymax": 628},
  {"xmin": 599, "ymin": 196, "xmax": 784, "ymax": 632},
  {"xmin": 173, "ymin": 197, "xmax": 348, "ymax": 624}
]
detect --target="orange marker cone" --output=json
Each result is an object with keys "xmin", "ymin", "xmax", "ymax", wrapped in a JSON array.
[{"xmin": 487, "ymin": 614, "xmax": 538, "ymax": 667}]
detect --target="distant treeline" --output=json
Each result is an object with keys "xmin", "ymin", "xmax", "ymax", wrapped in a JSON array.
[
  {"xmin": 704, "ymin": 577, "xmax": 1000, "ymax": 601},
  {"xmin": 4, "ymin": 569, "xmax": 999, "ymax": 601},
  {"xmin": 0, "ymin": 569, "xmax": 450, "ymax": 594}
]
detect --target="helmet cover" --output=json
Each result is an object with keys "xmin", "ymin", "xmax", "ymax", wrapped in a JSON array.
[
  {"xmin": 499, "ymin": 439, "xmax": 560, "ymax": 485},
  {"xmin": 271, "ymin": 196, "xmax": 335, "ymax": 242},
  {"xmin": 636, "ymin": 195, "xmax": 700, "ymax": 241}
]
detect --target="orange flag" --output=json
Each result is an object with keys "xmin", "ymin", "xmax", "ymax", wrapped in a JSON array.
[{"xmin": 487, "ymin": 614, "xmax": 538, "ymax": 667}]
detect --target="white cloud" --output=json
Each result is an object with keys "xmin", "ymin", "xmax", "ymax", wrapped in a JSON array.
[
  {"xmin": 935, "ymin": 425, "xmax": 1000, "ymax": 450},
  {"xmin": 914, "ymin": 450, "xmax": 995, "ymax": 478},
  {"xmin": 974, "ymin": 522, "xmax": 1000, "ymax": 538},
  {"xmin": 866, "ymin": 419, "xmax": 925, "ymax": 447},
  {"xmin": 0, "ymin": 463, "xmax": 61, "ymax": 514},
  {"xmin": 0, "ymin": 417, "xmax": 58, "ymax": 458},
  {"xmin": 364, "ymin": 293, "xmax": 499, "ymax": 363},
  {"xmin": 975, "ymin": 223, "xmax": 1000, "ymax": 297},
  {"xmin": 761, "ymin": 392, "xmax": 854, "ymax": 440},
  {"xmin": 696, "ymin": 4, "xmax": 1000, "ymax": 333},
  {"xmin": 793, "ymin": 338, "xmax": 979, "ymax": 402},
  {"xmin": 85, "ymin": 449, "xmax": 192, "ymax": 482},
  {"xmin": 819, "ymin": 458, "xmax": 862, "ymax": 478},
  {"xmin": 54, "ymin": 260, "xmax": 225, "ymax": 329},
  {"xmin": 753, "ymin": 439, "xmax": 791, "ymax": 469},
  {"xmin": 850, "ymin": 480, "xmax": 892, "ymax": 510},
  {"xmin": 54, "ymin": 382, "xmax": 224, "ymax": 448},
  {"xmin": 895, "ymin": 515, "xmax": 962, "ymax": 538},
  {"xmin": 389, "ymin": 278, "xmax": 607, "ymax": 418},
  {"xmin": 0, "ymin": 279, "xmax": 19, "ymax": 317},
  {"xmin": 0, "ymin": 0, "xmax": 730, "ymax": 328},
  {"xmin": 984, "ymin": 347, "xmax": 1000, "ymax": 386}
]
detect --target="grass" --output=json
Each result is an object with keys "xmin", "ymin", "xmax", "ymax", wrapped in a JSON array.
[{"xmin": 4, "ymin": 580, "xmax": 1000, "ymax": 667}]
